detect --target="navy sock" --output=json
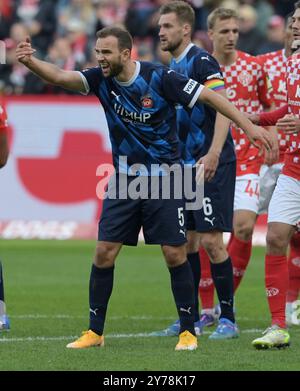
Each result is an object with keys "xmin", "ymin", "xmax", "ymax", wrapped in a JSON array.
[
  {"xmin": 210, "ymin": 258, "xmax": 235, "ymax": 323},
  {"xmin": 169, "ymin": 261, "xmax": 195, "ymax": 335},
  {"xmin": 0, "ymin": 261, "xmax": 4, "ymax": 302},
  {"xmin": 187, "ymin": 252, "xmax": 201, "ymax": 322},
  {"xmin": 89, "ymin": 264, "xmax": 114, "ymax": 336}
]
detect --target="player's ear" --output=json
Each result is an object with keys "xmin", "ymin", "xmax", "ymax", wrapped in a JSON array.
[
  {"xmin": 183, "ymin": 23, "xmax": 191, "ymax": 36},
  {"xmin": 207, "ymin": 29, "xmax": 214, "ymax": 41},
  {"xmin": 122, "ymin": 48, "xmax": 131, "ymax": 60}
]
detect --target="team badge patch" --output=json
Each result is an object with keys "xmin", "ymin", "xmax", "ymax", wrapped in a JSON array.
[
  {"xmin": 141, "ymin": 95, "xmax": 153, "ymax": 108},
  {"xmin": 238, "ymin": 70, "xmax": 253, "ymax": 87}
]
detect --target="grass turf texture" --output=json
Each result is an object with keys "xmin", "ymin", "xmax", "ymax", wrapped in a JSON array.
[{"xmin": 0, "ymin": 240, "xmax": 299, "ymax": 371}]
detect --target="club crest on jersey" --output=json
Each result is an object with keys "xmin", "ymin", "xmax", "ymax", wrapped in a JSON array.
[
  {"xmin": 141, "ymin": 95, "xmax": 153, "ymax": 108},
  {"xmin": 238, "ymin": 70, "xmax": 253, "ymax": 87}
]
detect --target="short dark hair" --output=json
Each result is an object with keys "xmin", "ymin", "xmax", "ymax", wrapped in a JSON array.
[
  {"xmin": 96, "ymin": 26, "xmax": 133, "ymax": 51},
  {"xmin": 295, "ymin": 1, "xmax": 300, "ymax": 10},
  {"xmin": 207, "ymin": 7, "xmax": 238, "ymax": 30},
  {"xmin": 159, "ymin": 0, "xmax": 195, "ymax": 30}
]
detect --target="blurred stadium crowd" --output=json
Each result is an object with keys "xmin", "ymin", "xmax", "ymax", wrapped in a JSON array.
[{"xmin": 0, "ymin": 0, "xmax": 296, "ymax": 95}]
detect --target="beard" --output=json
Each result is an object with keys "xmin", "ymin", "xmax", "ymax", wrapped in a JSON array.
[
  {"xmin": 110, "ymin": 62, "xmax": 124, "ymax": 77},
  {"xmin": 161, "ymin": 38, "xmax": 182, "ymax": 53}
]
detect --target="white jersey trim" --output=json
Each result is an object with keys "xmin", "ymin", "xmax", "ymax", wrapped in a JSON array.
[{"xmin": 188, "ymin": 84, "xmax": 204, "ymax": 108}]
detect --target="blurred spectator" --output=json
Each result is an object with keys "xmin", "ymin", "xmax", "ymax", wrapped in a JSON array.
[
  {"xmin": 0, "ymin": 38, "xmax": 28, "ymax": 95},
  {"xmin": 135, "ymin": 41, "xmax": 155, "ymax": 61},
  {"xmin": 10, "ymin": 22, "xmax": 29, "ymax": 43},
  {"xmin": 94, "ymin": 0, "xmax": 128, "ymax": 31},
  {"xmin": 239, "ymin": 0, "xmax": 274, "ymax": 36},
  {"xmin": 272, "ymin": 0, "xmax": 295, "ymax": 18},
  {"xmin": 65, "ymin": 20, "xmax": 88, "ymax": 66},
  {"xmin": 58, "ymin": 0, "xmax": 96, "ymax": 37},
  {"xmin": 0, "ymin": 1, "xmax": 14, "ymax": 39},
  {"xmin": 125, "ymin": 0, "xmax": 158, "ymax": 38},
  {"xmin": 236, "ymin": 4, "xmax": 264, "ymax": 55},
  {"xmin": 257, "ymin": 15, "xmax": 285, "ymax": 54},
  {"xmin": 14, "ymin": 0, "xmax": 57, "ymax": 55},
  {"xmin": 193, "ymin": 30, "xmax": 213, "ymax": 53}
]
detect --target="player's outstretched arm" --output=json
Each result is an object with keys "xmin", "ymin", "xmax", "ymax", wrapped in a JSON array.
[
  {"xmin": 198, "ymin": 87, "xmax": 275, "ymax": 151},
  {"xmin": 198, "ymin": 89, "xmax": 231, "ymax": 181},
  {"xmin": 16, "ymin": 37, "xmax": 86, "ymax": 93}
]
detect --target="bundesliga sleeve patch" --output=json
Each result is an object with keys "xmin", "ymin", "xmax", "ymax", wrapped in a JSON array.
[
  {"xmin": 183, "ymin": 79, "xmax": 198, "ymax": 94},
  {"xmin": 204, "ymin": 79, "xmax": 225, "ymax": 91}
]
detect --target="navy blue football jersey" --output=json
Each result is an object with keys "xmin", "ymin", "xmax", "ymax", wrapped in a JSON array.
[
  {"xmin": 79, "ymin": 61, "xmax": 203, "ymax": 174},
  {"xmin": 170, "ymin": 44, "xmax": 235, "ymax": 165}
]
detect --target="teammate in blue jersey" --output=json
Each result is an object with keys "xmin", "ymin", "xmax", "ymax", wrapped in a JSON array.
[
  {"xmin": 16, "ymin": 26, "xmax": 274, "ymax": 351},
  {"xmin": 151, "ymin": 1, "xmax": 244, "ymax": 339}
]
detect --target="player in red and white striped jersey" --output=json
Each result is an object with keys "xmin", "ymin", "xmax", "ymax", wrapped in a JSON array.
[
  {"xmin": 197, "ymin": 8, "xmax": 274, "ymax": 323},
  {"xmin": 257, "ymin": 19, "xmax": 300, "ymax": 327},
  {"xmin": 252, "ymin": 5, "xmax": 300, "ymax": 348},
  {"xmin": 256, "ymin": 18, "xmax": 292, "ymax": 212},
  {"xmin": 0, "ymin": 98, "xmax": 10, "ymax": 331}
]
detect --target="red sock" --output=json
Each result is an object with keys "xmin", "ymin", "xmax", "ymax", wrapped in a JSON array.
[
  {"xmin": 265, "ymin": 254, "xmax": 288, "ymax": 328},
  {"xmin": 227, "ymin": 234, "xmax": 252, "ymax": 292},
  {"xmin": 198, "ymin": 247, "xmax": 215, "ymax": 310},
  {"xmin": 287, "ymin": 232, "xmax": 300, "ymax": 302}
]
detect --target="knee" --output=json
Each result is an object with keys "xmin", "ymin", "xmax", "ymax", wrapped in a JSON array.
[
  {"xmin": 163, "ymin": 245, "xmax": 186, "ymax": 268},
  {"xmin": 234, "ymin": 222, "xmax": 254, "ymax": 241},
  {"xmin": 200, "ymin": 234, "xmax": 223, "ymax": 262},
  {"xmin": 266, "ymin": 230, "xmax": 288, "ymax": 254},
  {"xmin": 94, "ymin": 243, "xmax": 118, "ymax": 268}
]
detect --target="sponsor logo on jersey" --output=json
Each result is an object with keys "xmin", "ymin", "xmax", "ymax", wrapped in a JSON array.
[
  {"xmin": 114, "ymin": 103, "xmax": 151, "ymax": 123},
  {"xmin": 183, "ymin": 79, "xmax": 197, "ymax": 94}
]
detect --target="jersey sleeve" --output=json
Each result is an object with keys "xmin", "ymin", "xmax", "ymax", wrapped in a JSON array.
[
  {"xmin": 162, "ymin": 68, "xmax": 204, "ymax": 109},
  {"xmin": 193, "ymin": 54, "xmax": 225, "ymax": 92},
  {"xmin": 78, "ymin": 67, "xmax": 103, "ymax": 97},
  {"xmin": 0, "ymin": 104, "xmax": 8, "ymax": 133},
  {"xmin": 257, "ymin": 62, "xmax": 273, "ymax": 109},
  {"xmin": 259, "ymin": 105, "xmax": 289, "ymax": 126}
]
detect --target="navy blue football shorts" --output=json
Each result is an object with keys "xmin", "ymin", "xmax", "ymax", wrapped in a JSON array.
[
  {"xmin": 186, "ymin": 161, "xmax": 236, "ymax": 233},
  {"xmin": 98, "ymin": 174, "xmax": 187, "ymax": 246}
]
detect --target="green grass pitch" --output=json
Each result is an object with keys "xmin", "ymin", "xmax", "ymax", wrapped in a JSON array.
[{"xmin": 0, "ymin": 240, "xmax": 299, "ymax": 371}]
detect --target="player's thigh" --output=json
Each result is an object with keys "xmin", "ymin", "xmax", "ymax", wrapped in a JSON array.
[
  {"xmin": 186, "ymin": 230, "xmax": 201, "ymax": 253},
  {"xmin": 234, "ymin": 174, "xmax": 260, "ymax": 214},
  {"xmin": 258, "ymin": 163, "xmax": 283, "ymax": 215},
  {"xmin": 193, "ymin": 161, "xmax": 236, "ymax": 233},
  {"xmin": 268, "ymin": 174, "xmax": 300, "ymax": 228},
  {"xmin": 98, "ymin": 195, "xmax": 142, "ymax": 246},
  {"xmin": 142, "ymin": 196, "xmax": 187, "ymax": 246}
]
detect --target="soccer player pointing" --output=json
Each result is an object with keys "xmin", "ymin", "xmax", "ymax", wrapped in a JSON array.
[{"xmin": 16, "ymin": 26, "xmax": 273, "ymax": 351}]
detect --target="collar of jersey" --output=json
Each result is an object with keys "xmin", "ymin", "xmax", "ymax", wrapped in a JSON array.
[
  {"xmin": 173, "ymin": 43, "xmax": 194, "ymax": 63},
  {"xmin": 114, "ymin": 61, "xmax": 140, "ymax": 87}
]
